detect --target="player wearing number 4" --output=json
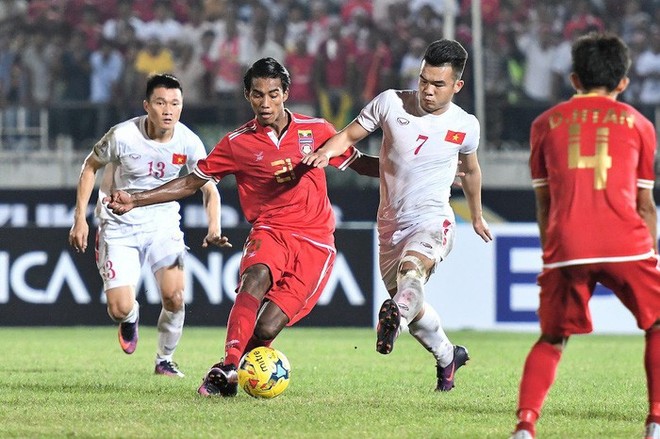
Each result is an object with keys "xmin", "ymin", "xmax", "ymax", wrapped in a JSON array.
[
  {"xmin": 509, "ymin": 33, "xmax": 660, "ymax": 439},
  {"xmin": 69, "ymin": 74, "xmax": 228, "ymax": 378},
  {"xmin": 303, "ymin": 39, "xmax": 492, "ymax": 392}
]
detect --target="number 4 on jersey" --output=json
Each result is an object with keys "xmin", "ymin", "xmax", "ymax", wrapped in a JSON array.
[{"xmin": 568, "ymin": 124, "xmax": 612, "ymax": 190}]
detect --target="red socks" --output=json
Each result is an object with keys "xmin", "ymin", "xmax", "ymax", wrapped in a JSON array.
[
  {"xmin": 224, "ymin": 292, "xmax": 261, "ymax": 367},
  {"xmin": 646, "ymin": 329, "xmax": 660, "ymax": 425},
  {"xmin": 516, "ymin": 341, "xmax": 562, "ymax": 430}
]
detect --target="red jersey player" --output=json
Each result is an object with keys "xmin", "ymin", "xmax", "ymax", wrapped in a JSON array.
[
  {"xmin": 511, "ymin": 33, "xmax": 660, "ymax": 439},
  {"xmin": 105, "ymin": 57, "xmax": 378, "ymax": 397}
]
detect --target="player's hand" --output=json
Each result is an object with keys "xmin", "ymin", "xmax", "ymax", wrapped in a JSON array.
[
  {"xmin": 473, "ymin": 216, "xmax": 493, "ymax": 243},
  {"xmin": 68, "ymin": 220, "xmax": 89, "ymax": 253},
  {"xmin": 203, "ymin": 232, "xmax": 233, "ymax": 248},
  {"xmin": 301, "ymin": 151, "xmax": 330, "ymax": 168},
  {"xmin": 103, "ymin": 190, "xmax": 135, "ymax": 215}
]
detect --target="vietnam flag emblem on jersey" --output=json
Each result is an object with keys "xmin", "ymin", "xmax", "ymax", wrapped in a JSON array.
[
  {"xmin": 445, "ymin": 130, "xmax": 466, "ymax": 145},
  {"xmin": 172, "ymin": 153, "xmax": 187, "ymax": 164}
]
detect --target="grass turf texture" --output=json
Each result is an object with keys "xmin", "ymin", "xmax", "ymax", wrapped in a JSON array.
[{"xmin": 0, "ymin": 327, "xmax": 647, "ymax": 438}]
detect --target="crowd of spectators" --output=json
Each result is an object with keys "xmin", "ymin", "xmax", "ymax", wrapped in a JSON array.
[{"xmin": 0, "ymin": 0, "xmax": 658, "ymax": 150}]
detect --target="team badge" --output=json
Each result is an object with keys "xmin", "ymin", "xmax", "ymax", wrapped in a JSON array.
[
  {"xmin": 445, "ymin": 130, "xmax": 466, "ymax": 145},
  {"xmin": 172, "ymin": 153, "xmax": 187, "ymax": 164},
  {"xmin": 297, "ymin": 129, "xmax": 314, "ymax": 155}
]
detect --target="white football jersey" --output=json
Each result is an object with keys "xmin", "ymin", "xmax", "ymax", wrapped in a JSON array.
[
  {"xmin": 92, "ymin": 115, "xmax": 207, "ymax": 229},
  {"xmin": 356, "ymin": 89, "xmax": 480, "ymax": 234}
]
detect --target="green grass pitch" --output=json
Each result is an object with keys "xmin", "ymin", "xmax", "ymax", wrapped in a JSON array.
[{"xmin": 0, "ymin": 327, "xmax": 648, "ymax": 438}]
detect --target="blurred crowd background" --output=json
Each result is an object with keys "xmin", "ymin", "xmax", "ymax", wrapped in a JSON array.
[{"xmin": 0, "ymin": 0, "xmax": 658, "ymax": 157}]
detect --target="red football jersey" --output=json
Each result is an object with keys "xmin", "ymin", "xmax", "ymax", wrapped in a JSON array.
[
  {"xmin": 530, "ymin": 94, "xmax": 657, "ymax": 266},
  {"xmin": 194, "ymin": 111, "xmax": 359, "ymax": 242}
]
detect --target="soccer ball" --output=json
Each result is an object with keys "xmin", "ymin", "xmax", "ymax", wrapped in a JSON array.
[{"xmin": 238, "ymin": 346, "xmax": 291, "ymax": 399}]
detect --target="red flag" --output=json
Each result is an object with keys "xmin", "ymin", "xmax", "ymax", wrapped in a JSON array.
[
  {"xmin": 445, "ymin": 130, "xmax": 466, "ymax": 145},
  {"xmin": 172, "ymin": 153, "xmax": 187, "ymax": 164}
]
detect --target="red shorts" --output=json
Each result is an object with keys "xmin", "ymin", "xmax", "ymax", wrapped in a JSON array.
[
  {"xmin": 537, "ymin": 257, "xmax": 660, "ymax": 336},
  {"xmin": 240, "ymin": 227, "xmax": 336, "ymax": 326}
]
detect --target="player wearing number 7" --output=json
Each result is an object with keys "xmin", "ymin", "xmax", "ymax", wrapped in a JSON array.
[
  {"xmin": 303, "ymin": 39, "xmax": 492, "ymax": 392},
  {"xmin": 510, "ymin": 33, "xmax": 660, "ymax": 439}
]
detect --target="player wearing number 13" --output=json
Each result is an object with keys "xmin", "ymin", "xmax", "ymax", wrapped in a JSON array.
[
  {"xmin": 303, "ymin": 39, "xmax": 492, "ymax": 391},
  {"xmin": 510, "ymin": 33, "xmax": 660, "ymax": 439},
  {"xmin": 68, "ymin": 74, "xmax": 226, "ymax": 378}
]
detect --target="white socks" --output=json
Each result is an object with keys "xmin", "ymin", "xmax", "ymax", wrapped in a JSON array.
[
  {"xmin": 156, "ymin": 306, "xmax": 185, "ymax": 360},
  {"xmin": 407, "ymin": 303, "xmax": 454, "ymax": 367},
  {"xmin": 394, "ymin": 270, "xmax": 425, "ymax": 322}
]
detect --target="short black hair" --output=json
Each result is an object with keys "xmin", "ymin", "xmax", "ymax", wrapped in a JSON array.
[
  {"xmin": 571, "ymin": 32, "xmax": 630, "ymax": 92},
  {"xmin": 243, "ymin": 57, "xmax": 291, "ymax": 93},
  {"xmin": 423, "ymin": 39, "xmax": 468, "ymax": 80},
  {"xmin": 145, "ymin": 73, "xmax": 182, "ymax": 99}
]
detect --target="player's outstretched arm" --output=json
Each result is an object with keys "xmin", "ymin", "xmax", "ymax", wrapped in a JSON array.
[
  {"xmin": 302, "ymin": 121, "xmax": 370, "ymax": 168},
  {"xmin": 104, "ymin": 173, "xmax": 208, "ymax": 215},
  {"xmin": 199, "ymin": 180, "xmax": 232, "ymax": 248}
]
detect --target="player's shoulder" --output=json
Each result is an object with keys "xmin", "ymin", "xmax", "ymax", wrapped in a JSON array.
[
  {"xmin": 290, "ymin": 112, "xmax": 336, "ymax": 137},
  {"xmin": 531, "ymin": 101, "xmax": 565, "ymax": 128},
  {"xmin": 225, "ymin": 119, "xmax": 258, "ymax": 142},
  {"xmin": 101, "ymin": 116, "xmax": 146, "ymax": 143},
  {"xmin": 290, "ymin": 112, "xmax": 331, "ymax": 126},
  {"xmin": 617, "ymin": 101, "xmax": 655, "ymax": 131},
  {"xmin": 108, "ymin": 116, "xmax": 143, "ymax": 139},
  {"xmin": 174, "ymin": 120, "xmax": 203, "ymax": 141},
  {"xmin": 379, "ymin": 88, "xmax": 410, "ymax": 105},
  {"xmin": 447, "ymin": 102, "xmax": 479, "ymax": 129}
]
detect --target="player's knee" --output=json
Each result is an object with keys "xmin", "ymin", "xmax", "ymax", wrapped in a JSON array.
[
  {"xmin": 239, "ymin": 264, "xmax": 272, "ymax": 296},
  {"xmin": 106, "ymin": 301, "xmax": 131, "ymax": 321},
  {"xmin": 397, "ymin": 255, "xmax": 425, "ymax": 279},
  {"xmin": 253, "ymin": 319, "xmax": 284, "ymax": 341},
  {"xmin": 161, "ymin": 289, "xmax": 184, "ymax": 312},
  {"xmin": 650, "ymin": 319, "xmax": 660, "ymax": 332},
  {"xmin": 539, "ymin": 334, "xmax": 568, "ymax": 351}
]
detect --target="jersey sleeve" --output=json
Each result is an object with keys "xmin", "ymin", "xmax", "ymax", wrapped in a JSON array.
[
  {"xmin": 458, "ymin": 114, "xmax": 480, "ymax": 155},
  {"xmin": 185, "ymin": 132, "xmax": 208, "ymax": 174},
  {"xmin": 330, "ymin": 145, "xmax": 362, "ymax": 171},
  {"xmin": 529, "ymin": 114, "xmax": 548, "ymax": 188},
  {"xmin": 193, "ymin": 135, "xmax": 235, "ymax": 183},
  {"xmin": 636, "ymin": 112, "xmax": 657, "ymax": 189},
  {"xmin": 91, "ymin": 127, "xmax": 118, "ymax": 165},
  {"xmin": 355, "ymin": 91, "xmax": 388, "ymax": 133}
]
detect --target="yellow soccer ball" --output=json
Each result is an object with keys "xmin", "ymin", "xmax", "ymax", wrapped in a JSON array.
[{"xmin": 238, "ymin": 346, "xmax": 291, "ymax": 399}]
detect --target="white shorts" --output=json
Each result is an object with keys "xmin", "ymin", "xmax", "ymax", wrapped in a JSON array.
[
  {"xmin": 95, "ymin": 222, "xmax": 187, "ymax": 291},
  {"xmin": 379, "ymin": 219, "xmax": 455, "ymax": 291}
]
